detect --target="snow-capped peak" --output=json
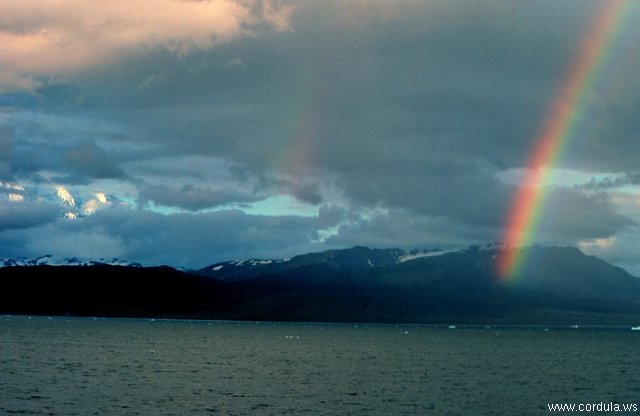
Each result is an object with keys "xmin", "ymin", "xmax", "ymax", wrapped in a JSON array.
[{"xmin": 0, "ymin": 256, "xmax": 143, "ymax": 268}]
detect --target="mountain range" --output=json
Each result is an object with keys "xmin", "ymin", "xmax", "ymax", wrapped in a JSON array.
[
  {"xmin": 2, "ymin": 245, "xmax": 640, "ymax": 324},
  {"xmin": 1, "ymin": 254, "xmax": 142, "ymax": 268}
]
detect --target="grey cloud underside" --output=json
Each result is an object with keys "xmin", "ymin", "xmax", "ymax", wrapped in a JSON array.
[
  {"xmin": 0, "ymin": 200, "xmax": 60, "ymax": 231},
  {"xmin": 538, "ymin": 188, "xmax": 636, "ymax": 241},
  {"xmin": 0, "ymin": 117, "xmax": 125, "ymax": 184},
  {"xmin": 137, "ymin": 183, "xmax": 262, "ymax": 211},
  {"xmin": 0, "ymin": 127, "xmax": 13, "ymax": 179},
  {"xmin": 0, "ymin": 207, "xmax": 332, "ymax": 268},
  {"xmin": 64, "ymin": 141, "xmax": 125, "ymax": 182}
]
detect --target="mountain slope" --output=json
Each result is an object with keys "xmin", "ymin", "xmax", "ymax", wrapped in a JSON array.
[
  {"xmin": 196, "ymin": 246, "xmax": 410, "ymax": 280},
  {"xmin": 2, "ymin": 246, "xmax": 640, "ymax": 324},
  {"xmin": 198, "ymin": 245, "xmax": 640, "ymax": 305}
]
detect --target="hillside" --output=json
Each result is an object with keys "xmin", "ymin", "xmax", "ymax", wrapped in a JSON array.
[{"xmin": 2, "ymin": 246, "xmax": 640, "ymax": 324}]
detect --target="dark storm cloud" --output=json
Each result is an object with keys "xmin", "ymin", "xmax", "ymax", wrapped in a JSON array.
[
  {"xmin": 324, "ymin": 208, "xmax": 495, "ymax": 251},
  {"xmin": 137, "ymin": 183, "xmax": 261, "ymax": 211},
  {"xmin": 539, "ymin": 188, "xmax": 636, "ymax": 241},
  {"xmin": 64, "ymin": 141, "xmax": 125, "ymax": 182},
  {"xmin": 334, "ymin": 158, "xmax": 510, "ymax": 228},
  {"xmin": 255, "ymin": 174, "xmax": 324, "ymax": 206},
  {"xmin": 0, "ymin": 200, "xmax": 60, "ymax": 231},
  {"xmin": 0, "ymin": 126, "xmax": 14, "ymax": 179},
  {"xmin": 2, "ymin": 113, "xmax": 129, "ymax": 184},
  {"xmin": 291, "ymin": 183, "xmax": 323, "ymax": 206}
]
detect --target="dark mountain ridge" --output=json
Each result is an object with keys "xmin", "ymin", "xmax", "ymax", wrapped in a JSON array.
[
  {"xmin": 196, "ymin": 246, "xmax": 410, "ymax": 280},
  {"xmin": 2, "ymin": 245, "xmax": 640, "ymax": 324}
]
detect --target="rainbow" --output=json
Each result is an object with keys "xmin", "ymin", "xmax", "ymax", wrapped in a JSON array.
[{"xmin": 496, "ymin": 0, "xmax": 634, "ymax": 280}]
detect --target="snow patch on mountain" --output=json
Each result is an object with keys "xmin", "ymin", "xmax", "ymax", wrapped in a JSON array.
[
  {"xmin": 0, "ymin": 255, "xmax": 143, "ymax": 268},
  {"xmin": 398, "ymin": 249, "xmax": 456, "ymax": 262}
]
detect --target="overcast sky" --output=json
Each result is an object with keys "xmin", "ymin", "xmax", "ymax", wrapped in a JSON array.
[{"xmin": 1, "ymin": 0, "xmax": 640, "ymax": 272}]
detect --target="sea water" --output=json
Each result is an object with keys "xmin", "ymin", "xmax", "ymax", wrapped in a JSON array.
[{"xmin": 1, "ymin": 316, "xmax": 640, "ymax": 415}]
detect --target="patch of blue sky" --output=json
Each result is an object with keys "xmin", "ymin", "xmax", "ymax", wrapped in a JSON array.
[
  {"xmin": 138, "ymin": 194, "xmax": 319, "ymax": 218},
  {"xmin": 241, "ymin": 194, "xmax": 319, "ymax": 218}
]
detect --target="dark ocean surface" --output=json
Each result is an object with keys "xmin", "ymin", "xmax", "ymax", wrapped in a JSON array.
[{"xmin": 2, "ymin": 316, "xmax": 640, "ymax": 415}]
